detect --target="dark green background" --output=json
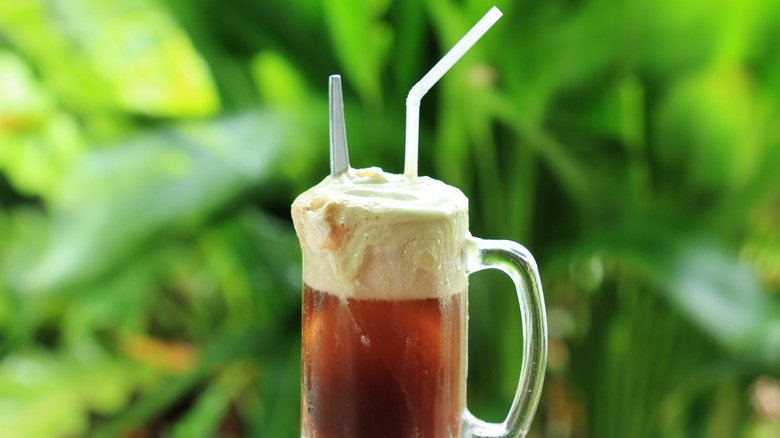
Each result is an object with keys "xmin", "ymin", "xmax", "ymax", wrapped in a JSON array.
[{"xmin": 0, "ymin": 0, "xmax": 779, "ymax": 436}]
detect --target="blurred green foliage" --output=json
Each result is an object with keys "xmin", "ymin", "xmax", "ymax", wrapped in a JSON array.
[{"xmin": 1, "ymin": 0, "xmax": 779, "ymax": 437}]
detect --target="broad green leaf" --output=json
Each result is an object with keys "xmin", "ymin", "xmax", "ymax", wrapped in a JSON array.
[
  {"xmin": 0, "ymin": 344, "xmax": 156, "ymax": 438},
  {"xmin": 0, "ymin": 50, "xmax": 53, "ymax": 122},
  {"xmin": 251, "ymin": 51, "xmax": 311, "ymax": 106},
  {"xmin": 0, "ymin": 0, "xmax": 219, "ymax": 117},
  {"xmin": 0, "ymin": 113, "xmax": 85, "ymax": 200},
  {"xmin": 88, "ymin": 6, "xmax": 220, "ymax": 117},
  {"xmin": 0, "ymin": 1, "xmax": 112, "ymax": 111},
  {"xmin": 7, "ymin": 109, "xmax": 318, "ymax": 294},
  {"xmin": 640, "ymin": 0, "xmax": 779, "ymax": 76},
  {"xmin": 655, "ymin": 65, "xmax": 767, "ymax": 194},
  {"xmin": 545, "ymin": 0, "xmax": 626, "ymax": 92},
  {"xmin": 91, "ymin": 325, "xmax": 294, "ymax": 438},
  {"xmin": 744, "ymin": 420, "xmax": 780, "ymax": 438},
  {"xmin": 569, "ymin": 219, "xmax": 780, "ymax": 364},
  {"xmin": 0, "ymin": 51, "xmax": 86, "ymax": 199},
  {"xmin": 323, "ymin": 0, "xmax": 393, "ymax": 105},
  {"xmin": 389, "ymin": 0, "xmax": 425, "ymax": 91},
  {"xmin": 200, "ymin": 209, "xmax": 302, "ymax": 320}
]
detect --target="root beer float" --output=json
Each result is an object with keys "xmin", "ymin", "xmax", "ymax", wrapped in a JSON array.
[
  {"xmin": 293, "ymin": 7, "xmax": 547, "ymax": 438},
  {"xmin": 293, "ymin": 168, "xmax": 472, "ymax": 437}
]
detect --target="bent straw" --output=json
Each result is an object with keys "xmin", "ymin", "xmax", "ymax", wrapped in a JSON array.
[{"xmin": 404, "ymin": 6, "xmax": 503, "ymax": 177}]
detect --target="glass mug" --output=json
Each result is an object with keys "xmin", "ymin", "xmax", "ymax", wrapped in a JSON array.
[{"xmin": 292, "ymin": 169, "xmax": 547, "ymax": 438}]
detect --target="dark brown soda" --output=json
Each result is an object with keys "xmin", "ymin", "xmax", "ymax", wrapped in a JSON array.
[{"xmin": 302, "ymin": 284, "xmax": 466, "ymax": 438}]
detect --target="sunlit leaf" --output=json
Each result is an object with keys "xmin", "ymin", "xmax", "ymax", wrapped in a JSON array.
[
  {"xmin": 0, "ymin": 51, "xmax": 85, "ymax": 199},
  {"xmin": 572, "ymin": 219, "xmax": 780, "ymax": 364},
  {"xmin": 251, "ymin": 51, "xmax": 311, "ymax": 106},
  {"xmin": 323, "ymin": 0, "xmax": 393, "ymax": 105},
  {"xmin": 8, "ymin": 110, "xmax": 317, "ymax": 294},
  {"xmin": 655, "ymin": 64, "xmax": 767, "ymax": 194},
  {"xmin": 0, "ymin": 0, "xmax": 220, "ymax": 117},
  {"xmin": 0, "ymin": 344, "xmax": 156, "ymax": 438}
]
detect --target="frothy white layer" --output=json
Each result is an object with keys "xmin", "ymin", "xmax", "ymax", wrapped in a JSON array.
[{"xmin": 292, "ymin": 167, "xmax": 473, "ymax": 300}]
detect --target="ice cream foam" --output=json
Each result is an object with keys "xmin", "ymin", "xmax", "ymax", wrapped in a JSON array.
[{"xmin": 291, "ymin": 167, "xmax": 474, "ymax": 300}]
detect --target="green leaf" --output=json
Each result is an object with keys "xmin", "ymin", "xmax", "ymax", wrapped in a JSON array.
[
  {"xmin": 243, "ymin": 338, "xmax": 301, "ymax": 438},
  {"xmin": 8, "ymin": 109, "xmax": 318, "ymax": 294},
  {"xmin": 0, "ymin": 344, "xmax": 155, "ymax": 438},
  {"xmin": 570, "ymin": 219, "xmax": 780, "ymax": 364},
  {"xmin": 0, "ymin": 50, "xmax": 86, "ymax": 199},
  {"xmin": 0, "ymin": 0, "xmax": 220, "ymax": 117},
  {"xmin": 169, "ymin": 363, "xmax": 254, "ymax": 438},
  {"xmin": 323, "ymin": 0, "xmax": 393, "ymax": 105},
  {"xmin": 655, "ymin": 65, "xmax": 767, "ymax": 194},
  {"xmin": 91, "ymin": 324, "xmax": 293, "ymax": 438},
  {"xmin": 251, "ymin": 51, "xmax": 311, "ymax": 107}
]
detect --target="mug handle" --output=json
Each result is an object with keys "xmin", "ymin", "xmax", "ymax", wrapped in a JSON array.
[{"xmin": 462, "ymin": 238, "xmax": 548, "ymax": 438}]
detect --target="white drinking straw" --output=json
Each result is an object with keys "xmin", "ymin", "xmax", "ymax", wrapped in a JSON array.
[{"xmin": 404, "ymin": 6, "xmax": 503, "ymax": 177}]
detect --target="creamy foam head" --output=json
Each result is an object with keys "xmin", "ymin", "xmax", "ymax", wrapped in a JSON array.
[{"xmin": 292, "ymin": 167, "xmax": 472, "ymax": 300}]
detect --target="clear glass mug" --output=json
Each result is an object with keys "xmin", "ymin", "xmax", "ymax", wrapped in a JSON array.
[{"xmin": 299, "ymin": 233, "xmax": 547, "ymax": 437}]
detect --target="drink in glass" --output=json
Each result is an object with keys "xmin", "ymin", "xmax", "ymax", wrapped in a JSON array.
[{"xmin": 293, "ymin": 169, "xmax": 471, "ymax": 437}]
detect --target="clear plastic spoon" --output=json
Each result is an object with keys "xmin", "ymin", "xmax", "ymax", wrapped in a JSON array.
[{"xmin": 329, "ymin": 74, "xmax": 350, "ymax": 176}]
